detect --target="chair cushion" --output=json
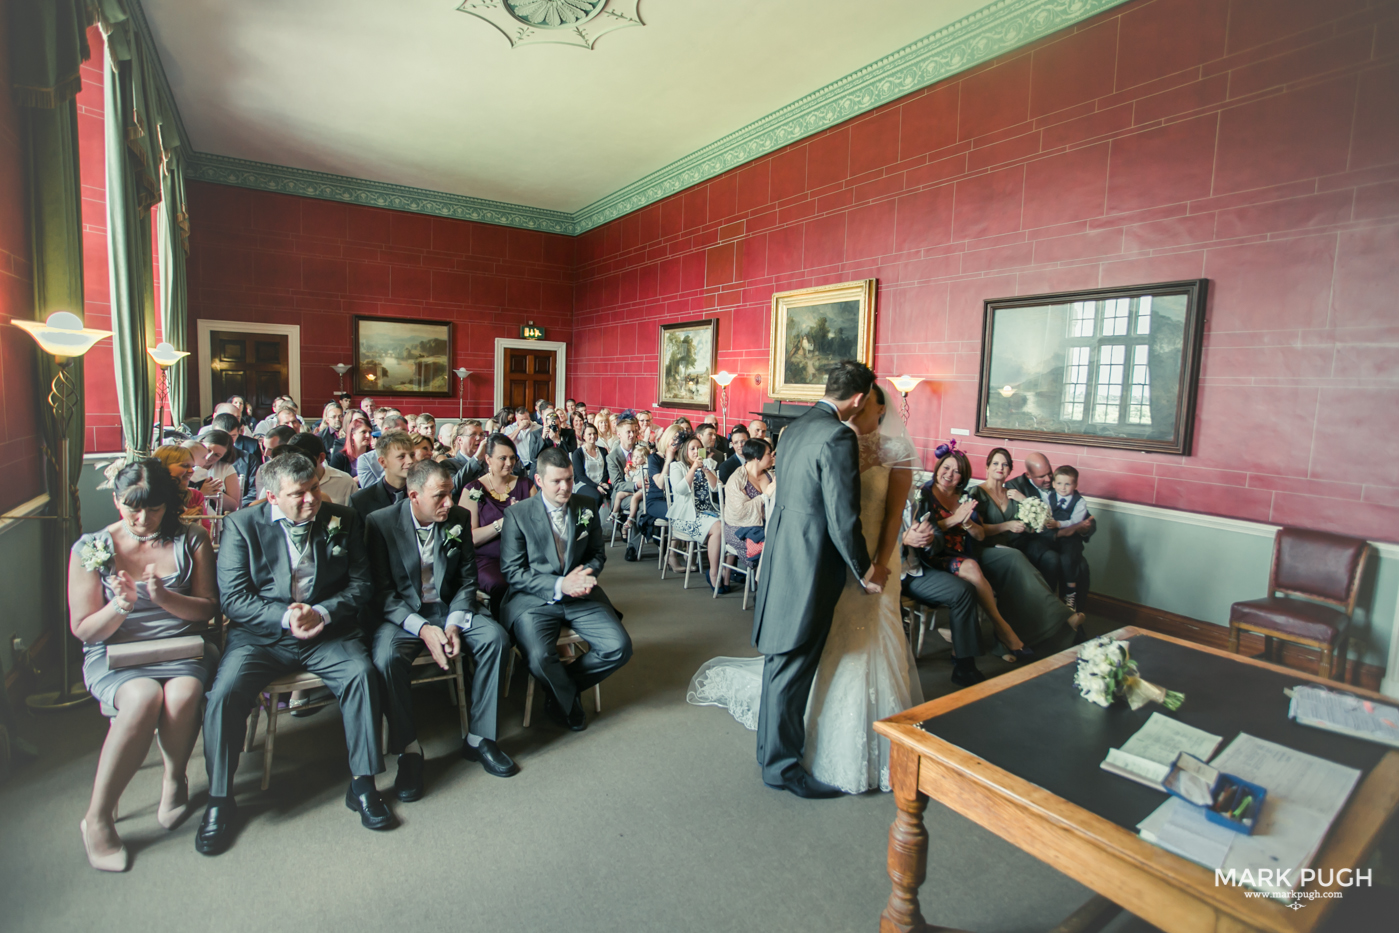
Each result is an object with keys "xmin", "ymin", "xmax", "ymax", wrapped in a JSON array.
[
  {"xmin": 1230, "ymin": 597, "xmax": 1348, "ymax": 644},
  {"xmin": 1274, "ymin": 527, "xmax": 1366, "ymax": 604}
]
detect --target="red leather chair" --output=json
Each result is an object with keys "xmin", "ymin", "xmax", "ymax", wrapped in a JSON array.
[{"xmin": 1227, "ymin": 528, "xmax": 1371, "ymax": 680}]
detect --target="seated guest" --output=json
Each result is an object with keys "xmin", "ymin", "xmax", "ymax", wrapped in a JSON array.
[
  {"xmin": 211, "ymin": 409, "xmax": 260, "ymax": 463},
  {"xmin": 436, "ymin": 421, "xmax": 457, "ymax": 455},
  {"xmin": 513, "ymin": 411, "xmax": 550, "ymax": 476},
  {"xmin": 605, "ymin": 417, "xmax": 638, "ymax": 491},
  {"xmin": 716, "ymin": 424, "xmax": 749, "ymax": 484},
  {"xmin": 560, "ymin": 410, "xmax": 587, "ymax": 454},
  {"xmin": 355, "ymin": 413, "xmax": 409, "ymax": 486},
  {"xmin": 900, "ymin": 509, "xmax": 985, "ymax": 688},
  {"xmin": 617, "ymin": 441, "xmax": 651, "ymax": 560},
  {"xmin": 228, "ymin": 395, "xmax": 257, "ymax": 431},
  {"xmin": 747, "ymin": 418, "xmax": 769, "ymax": 442},
  {"xmin": 70, "ymin": 461, "xmax": 219, "ymax": 871},
  {"xmin": 642, "ymin": 424, "xmax": 682, "ymax": 548},
  {"xmin": 668, "ymin": 431, "xmax": 727, "ymax": 591},
  {"xmin": 449, "ymin": 420, "xmax": 489, "ymax": 498},
  {"xmin": 695, "ymin": 423, "xmax": 720, "ymax": 464},
  {"xmin": 972, "ymin": 448, "xmax": 1031, "ymax": 548},
  {"xmin": 460, "ymin": 433, "xmax": 536, "ymax": 616},
  {"xmin": 329, "ymin": 412, "xmax": 373, "ymax": 480},
  {"xmin": 288, "ymin": 432, "xmax": 356, "ymax": 506},
  {"xmin": 409, "ymin": 432, "xmax": 434, "ymax": 463},
  {"xmin": 721, "ymin": 437, "xmax": 774, "ymax": 563},
  {"xmin": 154, "ymin": 444, "xmax": 208, "ymax": 526},
  {"xmin": 594, "ymin": 407, "xmax": 616, "ymax": 448},
  {"xmin": 197, "ymin": 453, "xmax": 387, "ymax": 856},
  {"xmin": 315, "ymin": 401, "xmax": 344, "ymax": 453},
  {"xmin": 252, "ymin": 397, "xmax": 297, "ymax": 435},
  {"xmin": 570, "ymin": 422, "xmax": 610, "ymax": 511},
  {"xmin": 185, "ymin": 430, "xmax": 241, "ymax": 512},
  {"xmin": 367, "ymin": 461, "xmax": 517, "ymax": 794},
  {"xmin": 350, "ymin": 429, "xmax": 415, "ymax": 522},
  {"xmin": 1003, "ymin": 450, "xmax": 1095, "ymax": 594},
  {"xmin": 504, "ymin": 406, "xmax": 531, "ymax": 438},
  {"xmin": 1046, "ymin": 465, "xmax": 1091, "ymax": 610},
  {"xmin": 245, "ymin": 425, "xmax": 296, "ymax": 505},
  {"xmin": 499, "ymin": 447, "xmax": 632, "ymax": 731},
  {"xmin": 415, "ymin": 414, "xmax": 436, "ymax": 439}
]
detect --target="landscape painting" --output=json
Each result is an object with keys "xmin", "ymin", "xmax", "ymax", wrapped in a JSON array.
[
  {"xmin": 353, "ymin": 317, "xmax": 454, "ymax": 397},
  {"xmin": 657, "ymin": 318, "xmax": 717, "ymax": 410},
  {"xmin": 768, "ymin": 280, "xmax": 876, "ymax": 400}
]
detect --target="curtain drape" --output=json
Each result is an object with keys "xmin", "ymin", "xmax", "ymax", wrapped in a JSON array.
[{"xmin": 157, "ymin": 135, "xmax": 188, "ymax": 429}]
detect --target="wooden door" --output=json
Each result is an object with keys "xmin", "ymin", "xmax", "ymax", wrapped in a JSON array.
[
  {"xmin": 504, "ymin": 347, "xmax": 555, "ymax": 412},
  {"xmin": 209, "ymin": 331, "xmax": 290, "ymax": 419}
]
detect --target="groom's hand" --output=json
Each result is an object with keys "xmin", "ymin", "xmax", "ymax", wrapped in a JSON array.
[
  {"xmin": 862, "ymin": 564, "xmax": 889, "ymax": 594},
  {"xmin": 561, "ymin": 566, "xmax": 597, "ymax": 598}
]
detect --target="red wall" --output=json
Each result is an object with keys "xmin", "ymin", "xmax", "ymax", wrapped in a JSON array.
[
  {"xmin": 569, "ymin": 0, "xmax": 1399, "ymax": 541},
  {"xmin": 0, "ymin": 0, "xmax": 46, "ymax": 511},
  {"xmin": 181, "ymin": 181, "xmax": 574, "ymax": 423}
]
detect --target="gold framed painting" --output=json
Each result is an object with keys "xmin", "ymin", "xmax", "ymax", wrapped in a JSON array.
[
  {"xmin": 767, "ymin": 279, "xmax": 876, "ymax": 401},
  {"xmin": 657, "ymin": 318, "xmax": 718, "ymax": 410}
]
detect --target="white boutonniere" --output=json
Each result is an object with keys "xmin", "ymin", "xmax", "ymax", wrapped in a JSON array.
[
  {"xmin": 467, "ymin": 488, "xmax": 483, "ymax": 502},
  {"xmin": 80, "ymin": 537, "xmax": 114, "ymax": 573},
  {"xmin": 443, "ymin": 523, "xmax": 464, "ymax": 547},
  {"xmin": 578, "ymin": 511, "xmax": 593, "ymax": 528},
  {"xmin": 325, "ymin": 514, "xmax": 346, "ymax": 556}
]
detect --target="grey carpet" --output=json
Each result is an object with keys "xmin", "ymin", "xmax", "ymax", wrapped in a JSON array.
[{"xmin": 2, "ymin": 547, "xmax": 1137, "ymax": 932}]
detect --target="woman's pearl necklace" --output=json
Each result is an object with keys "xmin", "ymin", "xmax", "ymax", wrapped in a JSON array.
[{"xmin": 124, "ymin": 524, "xmax": 161, "ymax": 543}]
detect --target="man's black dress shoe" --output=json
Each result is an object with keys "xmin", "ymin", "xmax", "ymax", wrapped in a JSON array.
[
  {"xmin": 344, "ymin": 784, "xmax": 396, "ymax": 830},
  {"xmin": 764, "ymin": 771, "xmax": 843, "ymax": 799},
  {"xmin": 544, "ymin": 692, "xmax": 587, "ymax": 731},
  {"xmin": 194, "ymin": 803, "xmax": 237, "ymax": 855},
  {"xmin": 462, "ymin": 738, "xmax": 520, "ymax": 777},
  {"xmin": 393, "ymin": 752, "xmax": 424, "ymax": 802},
  {"xmin": 950, "ymin": 660, "xmax": 987, "ymax": 688}
]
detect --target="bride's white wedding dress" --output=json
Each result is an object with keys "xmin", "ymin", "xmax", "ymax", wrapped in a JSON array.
[{"xmin": 687, "ymin": 437, "xmax": 924, "ymax": 793}]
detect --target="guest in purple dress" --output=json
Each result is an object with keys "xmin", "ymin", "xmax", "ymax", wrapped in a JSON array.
[{"xmin": 460, "ymin": 433, "xmax": 537, "ymax": 615}]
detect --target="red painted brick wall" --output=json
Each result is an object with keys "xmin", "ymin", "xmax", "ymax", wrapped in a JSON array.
[
  {"xmin": 569, "ymin": 0, "xmax": 1399, "ymax": 541},
  {"xmin": 0, "ymin": 0, "xmax": 45, "ymax": 511}
]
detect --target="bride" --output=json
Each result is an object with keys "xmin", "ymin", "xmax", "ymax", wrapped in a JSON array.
[{"xmin": 687, "ymin": 383, "xmax": 923, "ymax": 793}]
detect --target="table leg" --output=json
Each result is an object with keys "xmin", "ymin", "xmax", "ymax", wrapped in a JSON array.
[{"xmin": 882, "ymin": 743, "xmax": 929, "ymax": 933}]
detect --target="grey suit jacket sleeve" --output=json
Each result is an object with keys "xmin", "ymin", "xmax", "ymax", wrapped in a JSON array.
[
  {"xmin": 317, "ymin": 511, "xmax": 372, "ymax": 627},
  {"xmin": 605, "ymin": 446, "xmax": 627, "ymax": 485},
  {"xmin": 500, "ymin": 505, "xmax": 561, "ymax": 604},
  {"xmin": 819, "ymin": 428, "xmax": 871, "ymax": 581},
  {"xmin": 366, "ymin": 514, "xmax": 404, "ymax": 625},
  {"xmin": 215, "ymin": 516, "xmax": 289, "ymax": 637},
  {"xmin": 446, "ymin": 532, "xmax": 480, "ymax": 616}
]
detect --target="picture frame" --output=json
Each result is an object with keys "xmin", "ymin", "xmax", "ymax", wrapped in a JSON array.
[
  {"xmin": 975, "ymin": 279, "xmax": 1209, "ymax": 455},
  {"xmin": 352, "ymin": 316, "xmax": 454, "ymax": 397},
  {"xmin": 768, "ymin": 279, "xmax": 876, "ymax": 401},
  {"xmin": 657, "ymin": 318, "xmax": 718, "ymax": 410}
]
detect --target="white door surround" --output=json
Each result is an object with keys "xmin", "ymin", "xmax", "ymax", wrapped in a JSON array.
[
  {"xmin": 195, "ymin": 320, "xmax": 302, "ymax": 418},
  {"xmin": 493, "ymin": 338, "xmax": 568, "ymax": 414}
]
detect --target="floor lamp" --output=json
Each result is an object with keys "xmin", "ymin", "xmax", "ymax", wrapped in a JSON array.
[
  {"xmin": 454, "ymin": 368, "xmax": 472, "ymax": 420},
  {"xmin": 11, "ymin": 312, "xmax": 112, "ymax": 711},
  {"xmin": 148, "ymin": 341, "xmax": 190, "ymax": 446},
  {"xmin": 710, "ymin": 370, "xmax": 736, "ymax": 433},
  {"xmin": 889, "ymin": 375, "xmax": 922, "ymax": 424},
  {"xmin": 331, "ymin": 363, "xmax": 351, "ymax": 393}
]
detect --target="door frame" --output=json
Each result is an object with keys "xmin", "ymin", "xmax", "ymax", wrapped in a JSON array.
[
  {"xmin": 493, "ymin": 338, "xmax": 567, "ymax": 414},
  {"xmin": 196, "ymin": 320, "xmax": 302, "ymax": 418}
]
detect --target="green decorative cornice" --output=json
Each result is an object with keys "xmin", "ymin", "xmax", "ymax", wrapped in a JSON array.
[
  {"xmin": 185, "ymin": 153, "xmax": 576, "ymax": 234},
  {"xmin": 183, "ymin": 0, "xmax": 1130, "ymax": 236}
]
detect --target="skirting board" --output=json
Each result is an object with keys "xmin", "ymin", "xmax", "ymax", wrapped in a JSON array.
[{"xmin": 1086, "ymin": 592, "xmax": 1386, "ymax": 694}]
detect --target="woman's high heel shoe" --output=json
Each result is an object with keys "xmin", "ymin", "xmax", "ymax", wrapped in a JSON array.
[
  {"xmin": 157, "ymin": 777, "xmax": 190, "ymax": 830},
  {"xmin": 1001, "ymin": 645, "xmax": 1035, "ymax": 663},
  {"xmin": 80, "ymin": 819, "xmax": 129, "ymax": 872}
]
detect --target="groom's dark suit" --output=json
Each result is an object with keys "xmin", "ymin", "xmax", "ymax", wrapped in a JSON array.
[
  {"xmin": 204, "ymin": 502, "xmax": 381, "ymax": 797},
  {"xmin": 751, "ymin": 400, "xmax": 871, "ymax": 786},
  {"xmin": 499, "ymin": 495, "xmax": 632, "ymax": 712}
]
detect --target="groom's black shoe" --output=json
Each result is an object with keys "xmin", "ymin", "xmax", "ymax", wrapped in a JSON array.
[{"xmin": 765, "ymin": 770, "xmax": 843, "ymax": 799}]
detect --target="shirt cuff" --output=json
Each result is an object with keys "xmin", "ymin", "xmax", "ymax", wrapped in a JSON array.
[
  {"xmin": 280, "ymin": 608, "xmax": 293, "ymax": 630},
  {"xmin": 402, "ymin": 613, "xmax": 429, "ymax": 637},
  {"xmin": 445, "ymin": 611, "xmax": 470, "ymax": 632},
  {"xmin": 552, "ymin": 577, "xmax": 565, "ymax": 603},
  {"xmin": 311, "ymin": 605, "xmax": 330, "ymax": 626}
]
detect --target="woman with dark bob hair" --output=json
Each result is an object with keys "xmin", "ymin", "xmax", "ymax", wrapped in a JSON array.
[
  {"xmin": 69, "ymin": 460, "xmax": 219, "ymax": 871},
  {"xmin": 460, "ymin": 433, "xmax": 538, "ymax": 616}
]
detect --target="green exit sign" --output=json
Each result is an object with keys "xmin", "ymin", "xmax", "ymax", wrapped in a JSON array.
[{"xmin": 521, "ymin": 325, "xmax": 545, "ymax": 340}]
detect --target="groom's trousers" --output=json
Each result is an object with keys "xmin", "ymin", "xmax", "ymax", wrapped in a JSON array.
[
  {"xmin": 904, "ymin": 569, "xmax": 980, "ymax": 659},
  {"xmin": 757, "ymin": 621, "xmax": 832, "ymax": 786}
]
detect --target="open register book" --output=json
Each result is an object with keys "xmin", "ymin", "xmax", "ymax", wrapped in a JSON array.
[
  {"xmin": 1289, "ymin": 685, "xmax": 1399, "ymax": 749},
  {"xmin": 1099, "ymin": 713, "xmax": 1222, "ymax": 791}
]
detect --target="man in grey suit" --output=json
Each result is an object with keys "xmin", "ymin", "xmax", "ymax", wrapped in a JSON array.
[
  {"xmin": 499, "ymin": 447, "xmax": 632, "ymax": 731},
  {"xmin": 751, "ymin": 360, "xmax": 885, "ymax": 798},
  {"xmin": 196, "ymin": 453, "xmax": 390, "ymax": 856},
  {"xmin": 367, "ymin": 461, "xmax": 516, "ymax": 799}
]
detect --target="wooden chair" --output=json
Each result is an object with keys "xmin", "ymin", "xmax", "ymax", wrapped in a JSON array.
[
  {"xmin": 636, "ymin": 466, "xmax": 669, "ymax": 568},
  {"xmin": 660, "ymin": 470, "xmax": 703, "ymax": 587},
  {"xmin": 380, "ymin": 652, "xmax": 470, "ymax": 751},
  {"xmin": 503, "ymin": 628, "xmax": 602, "ymax": 727},
  {"xmin": 711, "ymin": 483, "xmax": 754, "ymax": 607},
  {"xmin": 1227, "ymin": 527, "xmax": 1371, "ymax": 680}
]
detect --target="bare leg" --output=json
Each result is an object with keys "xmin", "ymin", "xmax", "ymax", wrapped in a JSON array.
[
  {"xmin": 155, "ymin": 677, "xmax": 205, "ymax": 822},
  {"xmin": 956, "ymin": 559, "xmax": 1024, "ymax": 653},
  {"xmin": 85, "ymin": 679, "xmax": 162, "ymax": 856},
  {"xmin": 706, "ymin": 523, "xmax": 728, "ymax": 587}
]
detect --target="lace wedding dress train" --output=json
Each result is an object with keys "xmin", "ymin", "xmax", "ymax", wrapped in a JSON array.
[{"xmin": 687, "ymin": 461, "xmax": 923, "ymax": 793}]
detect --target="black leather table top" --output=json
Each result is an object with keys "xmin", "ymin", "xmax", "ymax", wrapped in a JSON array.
[{"xmin": 918, "ymin": 636, "xmax": 1389, "ymax": 831}]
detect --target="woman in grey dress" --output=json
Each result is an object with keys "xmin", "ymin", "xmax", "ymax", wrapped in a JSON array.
[{"xmin": 70, "ymin": 461, "xmax": 218, "ymax": 871}]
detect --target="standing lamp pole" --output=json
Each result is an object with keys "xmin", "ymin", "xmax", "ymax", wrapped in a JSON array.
[
  {"xmin": 12, "ymin": 313, "xmax": 112, "ymax": 711},
  {"xmin": 889, "ymin": 375, "xmax": 922, "ymax": 424},
  {"xmin": 331, "ymin": 363, "xmax": 351, "ymax": 394},
  {"xmin": 454, "ymin": 368, "xmax": 472, "ymax": 420},
  {"xmin": 710, "ymin": 370, "xmax": 736, "ymax": 434},
  {"xmin": 148, "ymin": 342, "xmax": 190, "ymax": 447}
]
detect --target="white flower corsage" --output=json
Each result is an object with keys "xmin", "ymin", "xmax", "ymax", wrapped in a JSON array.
[
  {"xmin": 444, "ymin": 523, "xmax": 464, "ymax": 546},
  {"xmin": 325, "ymin": 515, "xmax": 346, "ymax": 555},
  {"xmin": 578, "ymin": 511, "xmax": 593, "ymax": 528},
  {"xmin": 80, "ymin": 537, "xmax": 114, "ymax": 573},
  {"xmin": 467, "ymin": 488, "xmax": 484, "ymax": 502}
]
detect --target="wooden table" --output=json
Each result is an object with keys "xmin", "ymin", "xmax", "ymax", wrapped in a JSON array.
[{"xmin": 873, "ymin": 628, "xmax": 1399, "ymax": 933}]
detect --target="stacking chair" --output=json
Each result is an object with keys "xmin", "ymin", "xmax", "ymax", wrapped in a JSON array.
[
  {"xmin": 660, "ymin": 471, "xmax": 703, "ymax": 587},
  {"xmin": 503, "ymin": 629, "xmax": 603, "ymax": 727},
  {"xmin": 380, "ymin": 652, "xmax": 471, "ymax": 752},
  {"xmin": 637, "ymin": 466, "xmax": 669, "ymax": 568},
  {"xmin": 711, "ymin": 483, "xmax": 754, "ymax": 606}
]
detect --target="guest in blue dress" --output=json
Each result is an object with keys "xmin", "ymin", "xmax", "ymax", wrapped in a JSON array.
[{"xmin": 70, "ymin": 460, "xmax": 219, "ymax": 871}]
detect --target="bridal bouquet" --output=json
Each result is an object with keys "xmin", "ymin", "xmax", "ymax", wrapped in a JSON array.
[
  {"xmin": 1016, "ymin": 496, "xmax": 1050, "ymax": 532},
  {"xmin": 1074, "ymin": 636, "xmax": 1184, "ymax": 711}
]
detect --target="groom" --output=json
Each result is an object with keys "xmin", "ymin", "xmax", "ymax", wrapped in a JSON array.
[{"xmin": 752, "ymin": 360, "xmax": 886, "ymax": 798}]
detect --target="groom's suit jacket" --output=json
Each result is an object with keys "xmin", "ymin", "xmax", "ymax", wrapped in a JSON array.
[
  {"xmin": 215, "ymin": 501, "xmax": 371, "ymax": 649},
  {"xmin": 498, "ymin": 494, "xmax": 616, "ymax": 625},
  {"xmin": 751, "ymin": 402, "xmax": 870, "ymax": 655},
  {"xmin": 365, "ymin": 500, "xmax": 480, "ymax": 626}
]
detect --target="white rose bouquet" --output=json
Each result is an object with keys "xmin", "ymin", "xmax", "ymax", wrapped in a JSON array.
[
  {"xmin": 1074, "ymin": 636, "xmax": 1184, "ymax": 711},
  {"xmin": 1017, "ymin": 496, "xmax": 1051, "ymax": 533}
]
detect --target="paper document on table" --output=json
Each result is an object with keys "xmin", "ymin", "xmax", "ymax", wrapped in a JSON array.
[
  {"xmin": 1137, "ymin": 733, "xmax": 1361, "ymax": 894},
  {"xmin": 1100, "ymin": 713, "xmax": 1222, "ymax": 791},
  {"xmin": 1289, "ymin": 685, "xmax": 1399, "ymax": 748}
]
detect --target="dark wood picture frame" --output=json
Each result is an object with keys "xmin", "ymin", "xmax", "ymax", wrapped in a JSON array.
[
  {"xmin": 352, "ymin": 315, "xmax": 454, "ymax": 398},
  {"xmin": 657, "ymin": 318, "xmax": 719, "ymax": 410},
  {"xmin": 976, "ymin": 279, "xmax": 1208, "ymax": 455}
]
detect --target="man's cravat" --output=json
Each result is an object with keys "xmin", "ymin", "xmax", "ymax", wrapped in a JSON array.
[
  {"xmin": 280, "ymin": 519, "xmax": 311, "ymax": 555},
  {"xmin": 416, "ymin": 527, "xmax": 432, "ymax": 547},
  {"xmin": 549, "ymin": 506, "xmax": 567, "ymax": 539}
]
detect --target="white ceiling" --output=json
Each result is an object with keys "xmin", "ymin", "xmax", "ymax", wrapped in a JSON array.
[{"xmin": 143, "ymin": 0, "xmax": 988, "ymax": 213}]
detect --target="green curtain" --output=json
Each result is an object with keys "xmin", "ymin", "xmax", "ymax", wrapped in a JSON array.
[
  {"xmin": 7, "ymin": 0, "xmax": 91, "ymax": 107},
  {"xmin": 157, "ymin": 135, "xmax": 188, "ymax": 430}
]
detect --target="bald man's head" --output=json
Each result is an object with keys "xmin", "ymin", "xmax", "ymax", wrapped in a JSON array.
[{"xmin": 1024, "ymin": 452, "xmax": 1053, "ymax": 489}]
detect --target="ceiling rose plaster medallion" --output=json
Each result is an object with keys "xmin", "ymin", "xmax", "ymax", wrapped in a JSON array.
[{"xmin": 458, "ymin": 0, "xmax": 643, "ymax": 49}]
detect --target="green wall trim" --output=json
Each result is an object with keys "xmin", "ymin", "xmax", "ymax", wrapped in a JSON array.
[{"xmin": 181, "ymin": 0, "xmax": 1132, "ymax": 236}]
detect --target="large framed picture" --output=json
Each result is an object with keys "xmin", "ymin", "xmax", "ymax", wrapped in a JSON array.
[
  {"xmin": 657, "ymin": 318, "xmax": 718, "ymax": 410},
  {"xmin": 976, "ymin": 280, "xmax": 1208, "ymax": 455},
  {"xmin": 352, "ymin": 316, "xmax": 454, "ymax": 397},
  {"xmin": 767, "ymin": 279, "xmax": 876, "ymax": 401}
]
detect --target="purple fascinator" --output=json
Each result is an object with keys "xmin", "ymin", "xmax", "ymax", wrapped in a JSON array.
[{"xmin": 933, "ymin": 438, "xmax": 959, "ymax": 459}]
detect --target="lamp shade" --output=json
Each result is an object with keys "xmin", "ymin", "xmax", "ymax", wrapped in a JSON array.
[
  {"xmin": 13, "ymin": 311, "xmax": 112, "ymax": 359},
  {"xmin": 889, "ymin": 374, "xmax": 922, "ymax": 395},
  {"xmin": 454, "ymin": 368, "xmax": 472, "ymax": 379},
  {"xmin": 331, "ymin": 363, "xmax": 352, "ymax": 375},
  {"xmin": 711, "ymin": 370, "xmax": 737, "ymax": 387},
  {"xmin": 147, "ymin": 341, "xmax": 190, "ymax": 368}
]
